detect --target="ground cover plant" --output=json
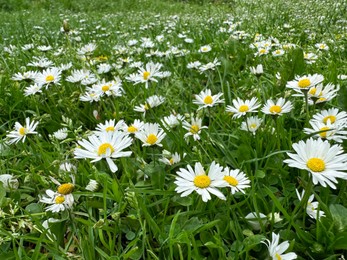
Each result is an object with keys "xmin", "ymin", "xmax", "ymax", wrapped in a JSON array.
[{"xmin": 1, "ymin": 0, "xmax": 347, "ymax": 259}]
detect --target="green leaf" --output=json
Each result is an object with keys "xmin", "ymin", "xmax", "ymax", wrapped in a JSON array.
[
  {"xmin": 333, "ymin": 232, "xmax": 347, "ymax": 250},
  {"xmin": 0, "ymin": 183, "xmax": 6, "ymax": 207},
  {"xmin": 330, "ymin": 204, "xmax": 347, "ymax": 232},
  {"xmin": 255, "ymin": 170, "xmax": 265, "ymax": 179},
  {"xmin": 243, "ymin": 234, "xmax": 265, "ymax": 248},
  {"xmin": 25, "ymin": 203, "xmax": 43, "ymax": 214}
]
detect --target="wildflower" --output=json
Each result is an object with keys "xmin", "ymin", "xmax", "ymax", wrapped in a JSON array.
[
  {"xmin": 77, "ymin": 43, "xmax": 97, "ymax": 56},
  {"xmin": 159, "ymin": 150, "xmax": 184, "ymax": 165},
  {"xmin": 74, "ymin": 132, "xmax": 132, "ymax": 173},
  {"xmin": 11, "ymin": 71, "xmax": 37, "ymax": 81},
  {"xmin": 187, "ymin": 61, "xmax": 202, "ymax": 69},
  {"xmin": 126, "ymin": 62, "xmax": 168, "ymax": 88},
  {"xmin": 315, "ymin": 43, "xmax": 329, "ymax": 51},
  {"xmin": 27, "ymin": 56, "xmax": 54, "ymax": 68},
  {"xmin": 199, "ymin": 45, "xmax": 212, "ymax": 53},
  {"xmin": 183, "ymin": 117, "xmax": 208, "ymax": 141},
  {"xmin": 123, "ymin": 119, "xmax": 144, "ymax": 135},
  {"xmin": 161, "ymin": 113, "xmax": 185, "ymax": 128},
  {"xmin": 304, "ymin": 52, "xmax": 318, "ymax": 64},
  {"xmin": 66, "ymin": 69, "xmax": 98, "ymax": 85},
  {"xmin": 79, "ymin": 91, "xmax": 100, "ymax": 102},
  {"xmin": 6, "ymin": 118, "xmax": 39, "ymax": 144},
  {"xmin": 134, "ymin": 95, "xmax": 165, "ymax": 114},
  {"xmin": 249, "ymin": 64, "xmax": 263, "ymax": 76},
  {"xmin": 34, "ymin": 67, "xmax": 61, "ymax": 88},
  {"xmin": 286, "ymin": 74, "xmax": 324, "ymax": 92},
  {"xmin": 39, "ymin": 190, "xmax": 74, "ymax": 213},
  {"xmin": 311, "ymin": 108, "xmax": 347, "ymax": 128},
  {"xmin": 53, "ymin": 128, "xmax": 68, "ymax": 140},
  {"xmin": 37, "ymin": 45, "xmax": 52, "ymax": 52},
  {"xmin": 59, "ymin": 162, "xmax": 77, "ymax": 173},
  {"xmin": 284, "ymin": 138, "xmax": 347, "ymax": 189},
  {"xmin": 0, "ymin": 174, "xmax": 19, "ymax": 191},
  {"xmin": 272, "ymin": 49, "xmax": 285, "ymax": 56},
  {"xmin": 226, "ymin": 97, "xmax": 261, "ymax": 118},
  {"xmin": 245, "ymin": 212, "xmax": 267, "ymax": 230},
  {"xmin": 304, "ymin": 119, "xmax": 347, "ymax": 143},
  {"xmin": 135, "ymin": 123, "xmax": 166, "ymax": 147},
  {"xmin": 174, "ymin": 161, "xmax": 226, "ymax": 202},
  {"xmin": 296, "ymin": 189, "xmax": 325, "ymax": 220},
  {"xmin": 240, "ymin": 116, "xmax": 262, "ymax": 134},
  {"xmin": 222, "ymin": 167, "xmax": 250, "ymax": 194},
  {"xmin": 85, "ymin": 179, "xmax": 99, "ymax": 192},
  {"xmin": 97, "ymin": 63, "xmax": 112, "ymax": 74},
  {"xmin": 95, "ymin": 119, "xmax": 125, "ymax": 135},
  {"xmin": 199, "ymin": 58, "xmax": 221, "ymax": 72},
  {"xmin": 262, "ymin": 232, "xmax": 297, "ymax": 260},
  {"xmin": 267, "ymin": 212, "xmax": 283, "ymax": 223},
  {"xmin": 24, "ymin": 84, "xmax": 43, "ymax": 96},
  {"xmin": 261, "ymin": 98, "xmax": 293, "ymax": 116},
  {"xmin": 307, "ymin": 83, "xmax": 339, "ymax": 104},
  {"xmin": 193, "ymin": 89, "xmax": 224, "ymax": 110}
]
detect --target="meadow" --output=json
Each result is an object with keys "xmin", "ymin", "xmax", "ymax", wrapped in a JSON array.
[{"xmin": 1, "ymin": 0, "xmax": 347, "ymax": 259}]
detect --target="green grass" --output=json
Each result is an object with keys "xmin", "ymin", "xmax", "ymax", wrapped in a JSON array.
[{"xmin": 1, "ymin": 0, "xmax": 347, "ymax": 259}]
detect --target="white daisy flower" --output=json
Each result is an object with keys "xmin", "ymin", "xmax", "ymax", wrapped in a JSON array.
[
  {"xmin": 94, "ymin": 119, "xmax": 125, "ymax": 135},
  {"xmin": 6, "ymin": 117, "xmax": 39, "ymax": 144},
  {"xmin": 159, "ymin": 150, "xmax": 185, "ymax": 165},
  {"xmin": 240, "ymin": 116, "xmax": 262, "ymax": 135},
  {"xmin": 161, "ymin": 113, "xmax": 185, "ymax": 128},
  {"xmin": 174, "ymin": 161, "xmax": 226, "ymax": 202},
  {"xmin": 286, "ymin": 74, "xmax": 324, "ymax": 92},
  {"xmin": 187, "ymin": 61, "xmax": 202, "ymax": 69},
  {"xmin": 296, "ymin": 189, "xmax": 325, "ymax": 220},
  {"xmin": 311, "ymin": 108, "xmax": 347, "ymax": 128},
  {"xmin": 126, "ymin": 62, "xmax": 167, "ymax": 88},
  {"xmin": 77, "ymin": 43, "xmax": 97, "ymax": 56},
  {"xmin": 85, "ymin": 179, "xmax": 99, "ymax": 191},
  {"xmin": 226, "ymin": 97, "xmax": 261, "ymax": 118},
  {"xmin": 134, "ymin": 95, "xmax": 165, "ymax": 114},
  {"xmin": 262, "ymin": 232, "xmax": 297, "ymax": 260},
  {"xmin": 53, "ymin": 128, "xmax": 68, "ymax": 140},
  {"xmin": 249, "ymin": 64, "xmax": 263, "ymax": 75},
  {"xmin": 27, "ymin": 56, "xmax": 54, "ymax": 68},
  {"xmin": 199, "ymin": 45, "xmax": 212, "ymax": 53},
  {"xmin": 97, "ymin": 63, "xmax": 112, "ymax": 74},
  {"xmin": 79, "ymin": 91, "xmax": 100, "ymax": 102},
  {"xmin": 34, "ymin": 67, "xmax": 62, "ymax": 88},
  {"xmin": 59, "ymin": 162, "xmax": 77, "ymax": 173},
  {"xmin": 199, "ymin": 58, "xmax": 221, "ymax": 72},
  {"xmin": 11, "ymin": 71, "xmax": 38, "ymax": 81},
  {"xmin": 245, "ymin": 212, "xmax": 267, "ymax": 230},
  {"xmin": 222, "ymin": 167, "xmax": 250, "ymax": 194},
  {"xmin": 135, "ymin": 123, "xmax": 166, "ymax": 147},
  {"xmin": 315, "ymin": 43, "xmax": 329, "ymax": 51},
  {"xmin": 0, "ymin": 174, "xmax": 19, "ymax": 191},
  {"xmin": 307, "ymin": 83, "xmax": 339, "ymax": 104},
  {"xmin": 284, "ymin": 138, "xmax": 347, "ymax": 189},
  {"xmin": 39, "ymin": 190, "xmax": 74, "ymax": 213},
  {"xmin": 24, "ymin": 83, "xmax": 43, "ymax": 96},
  {"xmin": 304, "ymin": 52, "xmax": 318, "ymax": 64},
  {"xmin": 183, "ymin": 117, "xmax": 208, "ymax": 141},
  {"xmin": 122, "ymin": 119, "xmax": 144, "ymax": 135},
  {"xmin": 74, "ymin": 132, "xmax": 132, "ymax": 173},
  {"xmin": 193, "ymin": 89, "xmax": 224, "ymax": 110},
  {"xmin": 272, "ymin": 49, "xmax": 285, "ymax": 56},
  {"xmin": 304, "ymin": 119, "xmax": 347, "ymax": 143},
  {"xmin": 261, "ymin": 98, "xmax": 293, "ymax": 116}
]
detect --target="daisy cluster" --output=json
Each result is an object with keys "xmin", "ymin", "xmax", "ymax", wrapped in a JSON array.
[{"xmin": 1, "ymin": 0, "xmax": 347, "ymax": 258}]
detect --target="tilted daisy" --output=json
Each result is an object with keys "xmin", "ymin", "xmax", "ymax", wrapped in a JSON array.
[
  {"xmin": 193, "ymin": 89, "xmax": 224, "ymax": 110},
  {"xmin": 6, "ymin": 117, "xmax": 39, "ymax": 144},
  {"xmin": 11, "ymin": 71, "xmax": 38, "ymax": 81},
  {"xmin": 304, "ymin": 119, "xmax": 347, "ymax": 143},
  {"xmin": 74, "ymin": 131, "xmax": 132, "ymax": 173},
  {"xmin": 39, "ymin": 190, "xmax": 74, "ymax": 213},
  {"xmin": 311, "ymin": 108, "xmax": 347, "ymax": 128},
  {"xmin": 159, "ymin": 150, "xmax": 185, "ymax": 165},
  {"xmin": 135, "ymin": 123, "xmax": 166, "ymax": 147},
  {"xmin": 94, "ymin": 119, "xmax": 125, "ymax": 135},
  {"xmin": 122, "ymin": 119, "xmax": 144, "ymax": 135},
  {"xmin": 222, "ymin": 167, "xmax": 250, "ymax": 194},
  {"xmin": 296, "ymin": 189, "xmax": 325, "ymax": 220},
  {"xmin": 286, "ymin": 74, "xmax": 324, "ymax": 92},
  {"xmin": 307, "ymin": 83, "xmax": 339, "ymax": 105},
  {"xmin": 134, "ymin": 95, "xmax": 165, "ymax": 114},
  {"xmin": 182, "ymin": 117, "xmax": 208, "ymax": 141},
  {"xmin": 261, "ymin": 98, "xmax": 293, "ymax": 116},
  {"xmin": 240, "ymin": 116, "xmax": 262, "ymax": 135},
  {"xmin": 226, "ymin": 97, "xmax": 260, "ymax": 118},
  {"xmin": 284, "ymin": 138, "xmax": 347, "ymax": 189},
  {"xmin": 174, "ymin": 161, "xmax": 226, "ymax": 202},
  {"xmin": 34, "ymin": 67, "xmax": 62, "ymax": 88},
  {"xmin": 126, "ymin": 62, "xmax": 166, "ymax": 88},
  {"xmin": 262, "ymin": 232, "xmax": 297, "ymax": 260},
  {"xmin": 92, "ymin": 78, "xmax": 124, "ymax": 97},
  {"xmin": 161, "ymin": 113, "xmax": 185, "ymax": 128},
  {"xmin": 24, "ymin": 83, "xmax": 43, "ymax": 96}
]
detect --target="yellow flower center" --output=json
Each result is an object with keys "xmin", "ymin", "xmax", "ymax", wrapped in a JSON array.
[
  {"xmin": 19, "ymin": 127, "xmax": 27, "ymax": 136},
  {"xmin": 275, "ymin": 50, "xmax": 281, "ymax": 54},
  {"xmin": 269, "ymin": 105, "xmax": 282, "ymax": 114},
  {"xmin": 317, "ymin": 97, "xmax": 326, "ymax": 102},
  {"xmin": 203, "ymin": 95, "xmax": 213, "ymax": 104},
  {"xmin": 190, "ymin": 124, "xmax": 200, "ymax": 134},
  {"xmin": 298, "ymin": 78, "xmax": 311, "ymax": 88},
  {"xmin": 57, "ymin": 183, "xmax": 74, "ymax": 195},
  {"xmin": 169, "ymin": 158, "xmax": 174, "ymax": 165},
  {"xmin": 239, "ymin": 105, "xmax": 249, "ymax": 112},
  {"xmin": 97, "ymin": 143, "xmax": 115, "ymax": 156},
  {"xmin": 319, "ymin": 126, "xmax": 330, "ymax": 138},
  {"xmin": 309, "ymin": 87, "xmax": 316, "ymax": 95},
  {"xmin": 46, "ymin": 75, "xmax": 54, "ymax": 82},
  {"xmin": 223, "ymin": 176, "xmax": 239, "ymax": 186},
  {"xmin": 55, "ymin": 195, "xmax": 65, "ymax": 204},
  {"xmin": 249, "ymin": 123, "xmax": 257, "ymax": 129},
  {"xmin": 307, "ymin": 158, "xmax": 325, "ymax": 172},
  {"xmin": 193, "ymin": 175, "xmax": 211, "ymax": 188},
  {"xmin": 146, "ymin": 134, "xmax": 158, "ymax": 145},
  {"xmin": 143, "ymin": 71, "xmax": 150, "ymax": 80},
  {"xmin": 275, "ymin": 253, "xmax": 282, "ymax": 260},
  {"xmin": 144, "ymin": 104, "xmax": 149, "ymax": 110},
  {"xmin": 105, "ymin": 126, "xmax": 115, "ymax": 132},
  {"xmin": 127, "ymin": 125, "xmax": 138, "ymax": 133},
  {"xmin": 259, "ymin": 49, "xmax": 266, "ymax": 54},
  {"xmin": 323, "ymin": 115, "xmax": 336, "ymax": 124},
  {"xmin": 102, "ymin": 85, "xmax": 110, "ymax": 92}
]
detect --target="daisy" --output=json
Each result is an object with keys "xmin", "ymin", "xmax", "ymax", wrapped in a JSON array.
[
  {"xmin": 187, "ymin": 61, "xmax": 202, "ymax": 69},
  {"xmin": 199, "ymin": 45, "xmax": 212, "ymax": 53},
  {"xmin": 24, "ymin": 83, "xmax": 43, "ymax": 96},
  {"xmin": 226, "ymin": 97, "xmax": 261, "ymax": 118},
  {"xmin": 126, "ymin": 62, "xmax": 167, "ymax": 88},
  {"xmin": 53, "ymin": 128, "xmax": 68, "ymax": 140},
  {"xmin": 159, "ymin": 150, "xmax": 185, "ymax": 165},
  {"xmin": 92, "ymin": 79, "xmax": 124, "ymax": 97},
  {"xmin": 79, "ymin": 91, "xmax": 101, "ymax": 102},
  {"xmin": 304, "ymin": 52, "xmax": 318, "ymax": 64},
  {"xmin": 59, "ymin": 162, "xmax": 77, "ymax": 173},
  {"xmin": 304, "ymin": 119, "xmax": 347, "ymax": 143},
  {"xmin": 284, "ymin": 138, "xmax": 347, "ymax": 189},
  {"xmin": 193, "ymin": 89, "xmax": 224, "ymax": 110},
  {"xmin": 311, "ymin": 108, "xmax": 347, "ymax": 128},
  {"xmin": 262, "ymin": 232, "xmax": 297, "ymax": 260},
  {"xmin": 39, "ymin": 190, "xmax": 74, "ymax": 213},
  {"xmin": 66, "ymin": 69, "xmax": 98, "ymax": 85},
  {"xmin": 296, "ymin": 189, "xmax": 325, "ymax": 220},
  {"xmin": 85, "ymin": 179, "xmax": 99, "ymax": 191},
  {"xmin": 135, "ymin": 123, "xmax": 166, "ymax": 147},
  {"xmin": 97, "ymin": 63, "xmax": 112, "ymax": 74},
  {"xmin": 94, "ymin": 119, "xmax": 125, "ymax": 135},
  {"xmin": 286, "ymin": 74, "xmax": 324, "ymax": 92},
  {"xmin": 240, "ymin": 116, "xmax": 262, "ymax": 135},
  {"xmin": 183, "ymin": 117, "xmax": 208, "ymax": 141},
  {"xmin": 77, "ymin": 43, "xmax": 97, "ymax": 56},
  {"xmin": 245, "ymin": 212, "xmax": 267, "ymax": 230},
  {"xmin": 199, "ymin": 58, "xmax": 221, "ymax": 72},
  {"xmin": 161, "ymin": 113, "xmax": 185, "ymax": 128},
  {"xmin": 11, "ymin": 71, "xmax": 38, "ymax": 81},
  {"xmin": 122, "ymin": 119, "xmax": 144, "ymax": 135},
  {"xmin": 0, "ymin": 174, "xmax": 19, "ymax": 191},
  {"xmin": 174, "ymin": 161, "xmax": 226, "ymax": 202},
  {"xmin": 272, "ymin": 49, "xmax": 285, "ymax": 56},
  {"xmin": 134, "ymin": 95, "xmax": 165, "ymax": 114},
  {"xmin": 249, "ymin": 64, "xmax": 263, "ymax": 76},
  {"xmin": 307, "ymin": 83, "xmax": 339, "ymax": 104},
  {"xmin": 74, "ymin": 131, "xmax": 132, "ymax": 173},
  {"xmin": 27, "ymin": 56, "xmax": 54, "ymax": 68},
  {"xmin": 222, "ymin": 167, "xmax": 250, "ymax": 194},
  {"xmin": 261, "ymin": 98, "xmax": 293, "ymax": 116},
  {"xmin": 6, "ymin": 117, "xmax": 39, "ymax": 144},
  {"xmin": 315, "ymin": 43, "xmax": 329, "ymax": 51},
  {"xmin": 34, "ymin": 67, "xmax": 62, "ymax": 88}
]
